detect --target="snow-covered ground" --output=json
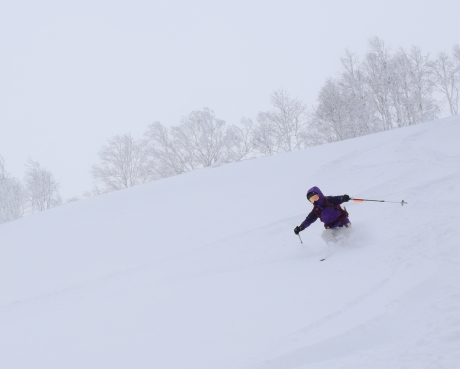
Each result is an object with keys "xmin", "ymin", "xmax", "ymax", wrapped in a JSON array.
[{"xmin": 1, "ymin": 116, "xmax": 459, "ymax": 369}]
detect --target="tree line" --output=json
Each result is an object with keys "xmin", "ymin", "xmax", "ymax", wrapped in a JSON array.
[
  {"xmin": 0, "ymin": 157, "xmax": 61, "ymax": 223},
  {"xmin": 1, "ymin": 37, "xmax": 459, "ymax": 224}
]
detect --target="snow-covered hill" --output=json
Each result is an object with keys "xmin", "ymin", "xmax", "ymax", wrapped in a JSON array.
[{"xmin": 1, "ymin": 116, "xmax": 459, "ymax": 369}]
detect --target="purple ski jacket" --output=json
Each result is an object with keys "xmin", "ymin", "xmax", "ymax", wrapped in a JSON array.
[{"xmin": 300, "ymin": 186, "xmax": 350, "ymax": 230}]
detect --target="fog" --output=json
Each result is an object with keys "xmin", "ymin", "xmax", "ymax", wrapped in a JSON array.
[{"xmin": 1, "ymin": 0, "xmax": 459, "ymax": 198}]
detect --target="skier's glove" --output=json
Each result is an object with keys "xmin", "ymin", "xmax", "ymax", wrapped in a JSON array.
[
  {"xmin": 343, "ymin": 194, "xmax": 350, "ymax": 202},
  {"xmin": 294, "ymin": 225, "xmax": 304, "ymax": 235}
]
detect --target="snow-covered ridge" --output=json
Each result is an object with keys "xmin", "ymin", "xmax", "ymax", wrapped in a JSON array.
[{"xmin": 1, "ymin": 116, "xmax": 459, "ymax": 368}]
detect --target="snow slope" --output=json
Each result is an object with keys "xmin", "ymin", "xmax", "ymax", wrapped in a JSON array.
[{"xmin": 1, "ymin": 116, "xmax": 459, "ymax": 369}]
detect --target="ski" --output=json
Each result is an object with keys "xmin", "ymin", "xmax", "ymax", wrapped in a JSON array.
[{"xmin": 319, "ymin": 252, "xmax": 332, "ymax": 261}]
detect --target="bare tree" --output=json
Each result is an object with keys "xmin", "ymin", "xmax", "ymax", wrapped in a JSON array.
[
  {"xmin": 429, "ymin": 50, "xmax": 460, "ymax": 116},
  {"xmin": 24, "ymin": 159, "xmax": 61, "ymax": 213},
  {"xmin": 92, "ymin": 133, "xmax": 151, "ymax": 192},
  {"xmin": 0, "ymin": 156, "xmax": 25, "ymax": 224}
]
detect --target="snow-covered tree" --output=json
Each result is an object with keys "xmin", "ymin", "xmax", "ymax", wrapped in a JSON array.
[
  {"xmin": 82, "ymin": 185, "xmax": 108, "ymax": 199},
  {"xmin": 394, "ymin": 47, "xmax": 440, "ymax": 124},
  {"xmin": 92, "ymin": 133, "xmax": 151, "ymax": 192},
  {"xmin": 363, "ymin": 37, "xmax": 401, "ymax": 130},
  {"xmin": 310, "ymin": 78, "xmax": 349, "ymax": 143},
  {"xmin": 453, "ymin": 44, "xmax": 460, "ymax": 68},
  {"xmin": 339, "ymin": 51, "xmax": 377, "ymax": 137},
  {"xmin": 232, "ymin": 117, "xmax": 256, "ymax": 161},
  {"xmin": 310, "ymin": 39, "xmax": 440, "ymax": 142},
  {"xmin": 339, "ymin": 50, "xmax": 377, "ymax": 135},
  {"xmin": 252, "ymin": 111, "xmax": 279, "ymax": 156},
  {"xmin": 253, "ymin": 89, "xmax": 309, "ymax": 154},
  {"xmin": 144, "ymin": 108, "xmax": 245, "ymax": 179},
  {"xmin": 0, "ymin": 156, "xmax": 25, "ymax": 224},
  {"xmin": 65, "ymin": 196, "xmax": 80, "ymax": 203},
  {"xmin": 172, "ymin": 108, "xmax": 241, "ymax": 167},
  {"xmin": 144, "ymin": 121, "xmax": 192, "ymax": 178},
  {"xmin": 310, "ymin": 51, "xmax": 377, "ymax": 143},
  {"xmin": 24, "ymin": 158, "xmax": 61, "ymax": 213},
  {"xmin": 429, "ymin": 49, "xmax": 460, "ymax": 116}
]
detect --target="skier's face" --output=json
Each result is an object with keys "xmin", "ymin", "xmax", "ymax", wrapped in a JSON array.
[{"xmin": 308, "ymin": 194, "xmax": 319, "ymax": 203}]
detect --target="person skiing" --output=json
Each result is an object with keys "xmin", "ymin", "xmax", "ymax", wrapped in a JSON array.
[{"xmin": 294, "ymin": 186, "xmax": 351, "ymax": 244}]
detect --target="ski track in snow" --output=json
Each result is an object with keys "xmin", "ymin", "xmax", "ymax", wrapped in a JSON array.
[{"xmin": 0, "ymin": 117, "xmax": 460, "ymax": 369}]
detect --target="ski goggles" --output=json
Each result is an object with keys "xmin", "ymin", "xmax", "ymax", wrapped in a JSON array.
[{"xmin": 307, "ymin": 194, "xmax": 319, "ymax": 203}]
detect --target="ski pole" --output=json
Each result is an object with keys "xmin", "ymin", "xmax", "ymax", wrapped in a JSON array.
[
  {"xmin": 298, "ymin": 234, "xmax": 303, "ymax": 244},
  {"xmin": 351, "ymin": 198, "xmax": 408, "ymax": 206}
]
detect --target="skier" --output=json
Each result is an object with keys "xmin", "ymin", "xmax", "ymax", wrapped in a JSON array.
[{"xmin": 294, "ymin": 186, "xmax": 351, "ymax": 244}]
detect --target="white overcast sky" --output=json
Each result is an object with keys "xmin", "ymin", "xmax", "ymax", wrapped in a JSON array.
[{"xmin": 1, "ymin": 0, "xmax": 459, "ymax": 198}]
